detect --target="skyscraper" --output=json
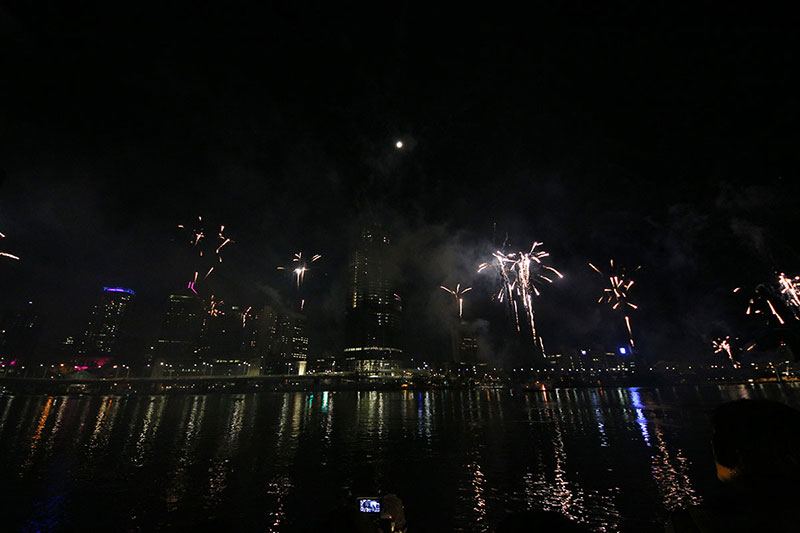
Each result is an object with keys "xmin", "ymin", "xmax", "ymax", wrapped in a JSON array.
[
  {"xmin": 204, "ymin": 304, "xmax": 246, "ymax": 356},
  {"xmin": 0, "ymin": 300, "xmax": 41, "ymax": 362},
  {"xmin": 259, "ymin": 306, "xmax": 309, "ymax": 375},
  {"xmin": 79, "ymin": 286, "xmax": 135, "ymax": 359},
  {"xmin": 459, "ymin": 328, "xmax": 479, "ymax": 364},
  {"xmin": 275, "ymin": 313, "xmax": 309, "ymax": 374},
  {"xmin": 344, "ymin": 226, "xmax": 403, "ymax": 372},
  {"xmin": 155, "ymin": 292, "xmax": 205, "ymax": 360}
]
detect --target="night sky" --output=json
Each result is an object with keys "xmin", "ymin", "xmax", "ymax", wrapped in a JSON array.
[{"xmin": 1, "ymin": 4, "xmax": 798, "ymax": 362}]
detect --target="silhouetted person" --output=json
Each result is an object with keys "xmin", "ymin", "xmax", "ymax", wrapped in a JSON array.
[
  {"xmin": 667, "ymin": 399, "xmax": 800, "ymax": 532},
  {"xmin": 314, "ymin": 493, "xmax": 407, "ymax": 532},
  {"xmin": 311, "ymin": 465, "xmax": 407, "ymax": 532}
]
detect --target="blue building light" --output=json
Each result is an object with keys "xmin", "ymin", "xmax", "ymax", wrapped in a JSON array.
[
  {"xmin": 619, "ymin": 347, "xmax": 628, "ymax": 355},
  {"xmin": 104, "ymin": 287, "xmax": 135, "ymax": 295}
]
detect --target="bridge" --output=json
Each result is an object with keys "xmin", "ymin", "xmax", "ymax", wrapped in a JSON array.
[{"xmin": 0, "ymin": 372, "xmax": 410, "ymax": 395}]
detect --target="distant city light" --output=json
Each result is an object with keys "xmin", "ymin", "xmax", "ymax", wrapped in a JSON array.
[
  {"xmin": 619, "ymin": 347, "xmax": 628, "ymax": 355},
  {"xmin": 395, "ymin": 140, "xmax": 403, "ymax": 149}
]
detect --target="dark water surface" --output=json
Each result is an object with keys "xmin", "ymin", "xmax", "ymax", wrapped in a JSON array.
[{"xmin": 3, "ymin": 385, "xmax": 800, "ymax": 532}]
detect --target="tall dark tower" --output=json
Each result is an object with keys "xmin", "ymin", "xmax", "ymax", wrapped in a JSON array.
[
  {"xmin": 79, "ymin": 287, "xmax": 135, "ymax": 360},
  {"xmin": 0, "ymin": 300, "xmax": 42, "ymax": 363},
  {"xmin": 155, "ymin": 292, "xmax": 205, "ymax": 361},
  {"xmin": 344, "ymin": 226, "xmax": 403, "ymax": 373}
]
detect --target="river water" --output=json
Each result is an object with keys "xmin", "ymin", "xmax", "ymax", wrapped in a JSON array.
[{"xmin": 3, "ymin": 384, "xmax": 799, "ymax": 532}]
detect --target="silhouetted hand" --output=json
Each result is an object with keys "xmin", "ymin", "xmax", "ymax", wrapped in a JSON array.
[{"xmin": 381, "ymin": 493, "xmax": 406, "ymax": 531}]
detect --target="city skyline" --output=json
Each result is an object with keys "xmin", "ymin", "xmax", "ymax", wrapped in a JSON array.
[{"xmin": 2, "ymin": 217, "xmax": 797, "ymax": 370}]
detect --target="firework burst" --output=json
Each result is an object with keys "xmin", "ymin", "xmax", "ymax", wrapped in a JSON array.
[
  {"xmin": 277, "ymin": 252, "xmax": 322, "ymax": 289},
  {"xmin": 207, "ymin": 294, "xmax": 224, "ymax": 317},
  {"xmin": 589, "ymin": 259, "xmax": 640, "ymax": 348},
  {"xmin": 777, "ymin": 273, "xmax": 800, "ymax": 319},
  {"xmin": 440, "ymin": 283, "xmax": 472, "ymax": 318},
  {"xmin": 478, "ymin": 242, "xmax": 562, "ymax": 346},
  {"xmin": 712, "ymin": 336, "xmax": 739, "ymax": 368}
]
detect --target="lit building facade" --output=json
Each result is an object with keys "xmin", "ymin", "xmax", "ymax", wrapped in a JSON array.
[
  {"xmin": 79, "ymin": 286, "xmax": 135, "ymax": 358},
  {"xmin": 344, "ymin": 226, "xmax": 403, "ymax": 372},
  {"xmin": 253, "ymin": 306, "xmax": 309, "ymax": 375}
]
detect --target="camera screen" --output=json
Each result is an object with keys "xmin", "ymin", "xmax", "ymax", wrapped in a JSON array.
[{"xmin": 358, "ymin": 498, "xmax": 381, "ymax": 513}]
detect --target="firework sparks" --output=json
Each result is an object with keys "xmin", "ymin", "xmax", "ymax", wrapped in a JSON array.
[
  {"xmin": 778, "ymin": 273, "xmax": 800, "ymax": 319},
  {"xmin": 177, "ymin": 217, "xmax": 233, "ymax": 293},
  {"xmin": 440, "ymin": 283, "xmax": 472, "ymax": 318},
  {"xmin": 215, "ymin": 225, "xmax": 232, "ymax": 262},
  {"xmin": 589, "ymin": 260, "xmax": 640, "ymax": 348},
  {"xmin": 479, "ymin": 242, "xmax": 562, "ymax": 346},
  {"xmin": 179, "ymin": 216, "xmax": 205, "ymax": 249},
  {"xmin": 0, "ymin": 231, "xmax": 19, "ymax": 261},
  {"xmin": 278, "ymin": 252, "xmax": 322, "ymax": 289},
  {"xmin": 713, "ymin": 336, "xmax": 739, "ymax": 368},
  {"xmin": 741, "ymin": 285, "xmax": 786, "ymax": 325},
  {"xmin": 207, "ymin": 294, "xmax": 224, "ymax": 317}
]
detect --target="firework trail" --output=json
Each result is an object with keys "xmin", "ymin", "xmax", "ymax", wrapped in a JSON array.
[
  {"xmin": 589, "ymin": 259, "xmax": 640, "ymax": 348},
  {"xmin": 778, "ymin": 273, "xmax": 800, "ymax": 319},
  {"xmin": 188, "ymin": 271, "xmax": 199, "ymax": 295},
  {"xmin": 440, "ymin": 283, "xmax": 472, "ymax": 318},
  {"xmin": 177, "ymin": 217, "xmax": 233, "ymax": 294},
  {"xmin": 242, "ymin": 306, "xmax": 253, "ymax": 327},
  {"xmin": 277, "ymin": 252, "xmax": 322, "ymax": 289},
  {"xmin": 0, "ymin": 231, "xmax": 20, "ymax": 261},
  {"xmin": 712, "ymin": 336, "xmax": 739, "ymax": 368},
  {"xmin": 216, "ymin": 225, "xmax": 232, "ymax": 261},
  {"xmin": 478, "ymin": 242, "xmax": 562, "ymax": 345}
]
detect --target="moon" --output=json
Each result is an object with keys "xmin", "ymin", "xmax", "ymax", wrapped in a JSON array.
[{"xmin": 395, "ymin": 140, "xmax": 403, "ymax": 149}]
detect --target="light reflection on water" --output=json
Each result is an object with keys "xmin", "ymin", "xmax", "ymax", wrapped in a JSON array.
[
  {"xmin": 4, "ymin": 384, "xmax": 800, "ymax": 532},
  {"xmin": 651, "ymin": 426, "xmax": 701, "ymax": 511},
  {"xmin": 469, "ymin": 458, "xmax": 487, "ymax": 530},
  {"xmin": 204, "ymin": 394, "xmax": 245, "ymax": 510},
  {"xmin": 522, "ymin": 395, "xmax": 621, "ymax": 532},
  {"xmin": 165, "ymin": 395, "xmax": 206, "ymax": 511},
  {"xmin": 132, "ymin": 396, "xmax": 166, "ymax": 467}
]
